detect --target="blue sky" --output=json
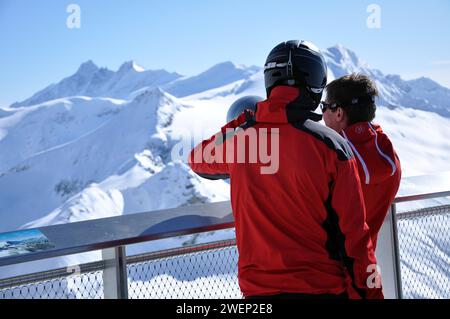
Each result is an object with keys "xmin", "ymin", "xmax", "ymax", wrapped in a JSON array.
[{"xmin": 0, "ymin": 0, "xmax": 449, "ymax": 106}]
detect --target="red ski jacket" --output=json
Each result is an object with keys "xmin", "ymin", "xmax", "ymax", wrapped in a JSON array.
[
  {"xmin": 341, "ymin": 123, "xmax": 401, "ymax": 250},
  {"xmin": 188, "ymin": 86, "xmax": 383, "ymax": 299}
]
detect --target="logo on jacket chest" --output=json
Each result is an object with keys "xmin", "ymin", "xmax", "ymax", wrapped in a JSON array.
[{"xmin": 355, "ymin": 125, "xmax": 366, "ymax": 135}]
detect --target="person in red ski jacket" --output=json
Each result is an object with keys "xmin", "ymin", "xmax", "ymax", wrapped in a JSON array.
[
  {"xmin": 322, "ymin": 73, "xmax": 401, "ymax": 250},
  {"xmin": 188, "ymin": 41, "xmax": 383, "ymax": 299}
]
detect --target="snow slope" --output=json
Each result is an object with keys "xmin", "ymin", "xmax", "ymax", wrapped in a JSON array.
[{"xmin": 0, "ymin": 86, "xmax": 233, "ymax": 233}]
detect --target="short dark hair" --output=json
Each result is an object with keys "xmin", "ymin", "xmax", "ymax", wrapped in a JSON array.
[{"xmin": 325, "ymin": 73, "xmax": 378, "ymax": 125}]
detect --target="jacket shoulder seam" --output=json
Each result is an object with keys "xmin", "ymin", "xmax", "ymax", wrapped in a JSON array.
[{"xmin": 291, "ymin": 121, "xmax": 353, "ymax": 161}]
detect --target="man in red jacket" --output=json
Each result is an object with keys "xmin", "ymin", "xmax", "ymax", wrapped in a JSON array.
[
  {"xmin": 188, "ymin": 41, "xmax": 382, "ymax": 299},
  {"xmin": 322, "ymin": 74, "xmax": 402, "ymax": 250}
]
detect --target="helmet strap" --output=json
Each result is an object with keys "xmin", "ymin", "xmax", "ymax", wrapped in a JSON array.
[{"xmin": 286, "ymin": 50, "xmax": 294, "ymax": 78}]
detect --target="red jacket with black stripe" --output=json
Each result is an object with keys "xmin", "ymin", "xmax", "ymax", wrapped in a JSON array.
[
  {"xmin": 188, "ymin": 86, "xmax": 383, "ymax": 299},
  {"xmin": 342, "ymin": 123, "xmax": 401, "ymax": 250}
]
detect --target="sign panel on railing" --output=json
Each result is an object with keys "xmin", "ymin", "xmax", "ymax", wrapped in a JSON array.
[{"xmin": 0, "ymin": 229, "xmax": 55, "ymax": 258}]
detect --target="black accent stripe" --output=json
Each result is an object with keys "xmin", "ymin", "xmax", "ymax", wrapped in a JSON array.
[
  {"xmin": 322, "ymin": 185, "xmax": 367, "ymax": 299},
  {"xmin": 197, "ymin": 173, "xmax": 230, "ymax": 180},
  {"xmin": 285, "ymin": 88, "xmax": 319, "ymax": 114},
  {"xmin": 239, "ymin": 118, "xmax": 257, "ymax": 130},
  {"xmin": 291, "ymin": 120, "xmax": 354, "ymax": 161},
  {"xmin": 285, "ymin": 95, "xmax": 323, "ymax": 124},
  {"xmin": 286, "ymin": 108, "xmax": 323, "ymax": 123},
  {"xmin": 216, "ymin": 113, "xmax": 259, "ymax": 147}
]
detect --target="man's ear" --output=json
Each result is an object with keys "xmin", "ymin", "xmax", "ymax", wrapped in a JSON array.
[
  {"xmin": 336, "ymin": 107, "xmax": 345, "ymax": 122},
  {"xmin": 336, "ymin": 107, "xmax": 349, "ymax": 128},
  {"xmin": 334, "ymin": 107, "xmax": 344, "ymax": 122}
]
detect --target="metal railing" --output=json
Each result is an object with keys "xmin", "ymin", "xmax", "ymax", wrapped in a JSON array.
[
  {"xmin": 0, "ymin": 201, "xmax": 238, "ymax": 299},
  {"xmin": 0, "ymin": 265, "xmax": 104, "ymax": 299},
  {"xmin": 127, "ymin": 240, "xmax": 240, "ymax": 299},
  {"xmin": 0, "ymin": 239, "xmax": 241, "ymax": 299},
  {"xmin": 396, "ymin": 205, "xmax": 450, "ymax": 299},
  {"xmin": 0, "ymin": 174, "xmax": 449, "ymax": 299}
]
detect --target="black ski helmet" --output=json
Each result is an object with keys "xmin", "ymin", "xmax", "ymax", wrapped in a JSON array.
[
  {"xmin": 264, "ymin": 40, "xmax": 327, "ymax": 109},
  {"xmin": 226, "ymin": 95, "xmax": 263, "ymax": 123}
]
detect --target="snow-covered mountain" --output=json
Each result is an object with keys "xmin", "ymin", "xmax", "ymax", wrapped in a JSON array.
[
  {"xmin": 2, "ymin": 44, "xmax": 450, "ymax": 233},
  {"xmin": 324, "ymin": 44, "xmax": 450, "ymax": 117},
  {"xmin": 9, "ymin": 45, "xmax": 450, "ymax": 115},
  {"xmin": 10, "ymin": 60, "xmax": 261, "ymax": 108},
  {"xmin": 10, "ymin": 60, "xmax": 182, "ymax": 107},
  {"xmin": 0, "ymin": 45, "xmax": 449, "ymax": 294},
  {"xmin": 163, "ymin": 61, "xmax": 260, "ymax": 98},
  {"xmin": 0, "ymin": 87, "xmax": 229, "ymax": 232}
]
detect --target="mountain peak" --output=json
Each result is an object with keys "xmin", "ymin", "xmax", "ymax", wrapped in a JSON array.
[
  {"xmin": 162, "ymin": 60, "xmax": 260, "ymax": 98},
  {"xmin": 198, "ymin": 61, "xmax": 261, "ymax": 78},
  {"xmin": 331, "ymin": 43, "xmax": 350, "ymax": 52},
  {"xmin": 132, "ymin": 87, "xmax": 170, "ymax": 104},
  {"xmin": 323, "ymin": 44, "xmax": 371, "ymax": 79},
  {"xmin": 118, "ymin": 60, "xmax": 146, "ymax": 73},
  {"xmin": 208, "ymin": 61, "xmax": 248, "ymax": 72},
  {"xmin": 76, "ymin": 60, "xmax": 99, "ymax": 75},
  {"xmin": 327, "ymin": 44, "xmax": 356, "ymax": 55},
  {"xmin": 326, "ymin": 44, "xmax": 362, "ymax": 65}
]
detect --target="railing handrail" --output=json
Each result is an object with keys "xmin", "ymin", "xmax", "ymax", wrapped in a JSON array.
[
  {"xmin": 396, "ymin": 204, "xmax": 450, "ymax": 219},
  {"xmin": 0, "ymin": 201, "xmax": 233, "ymax": 267},
  {"xmin": 394, "ymin": 191, "xmax": 450, "ymax": 203},
  {"xmin": 0, "ymin": 173, "xmax": 449, "ymax": 269}
]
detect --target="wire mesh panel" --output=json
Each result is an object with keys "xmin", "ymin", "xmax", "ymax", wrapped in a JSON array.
[
  {"xmin": 397, "ymin": 205, "xmax": 450, "ymax": 299},
  {"xmin": 0, "ymin": 265, "xmax": 104, "ymax": 299},
  {"xmin": 127, "ymin": 240, "xmax": 242, "ymax": 299}
]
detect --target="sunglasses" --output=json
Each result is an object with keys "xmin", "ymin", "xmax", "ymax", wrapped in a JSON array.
[
  {"xmin": 319, "ymin": 101, "xmax": 338, "ymax": 113},
  {"xmin": 320, "ymin": 96, "xmax": 376, "ymax": 113}
]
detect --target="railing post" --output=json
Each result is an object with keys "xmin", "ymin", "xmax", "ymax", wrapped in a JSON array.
[
  {"xmin": 376, "ymin": 203, "xmax": 403, "ymax": 299},
  {"xmin": 102, "ymin": 246, "xmax": 128, "ymax": 299},
  {"xmin": 390, "ymin": 203, "xmax": 403, "ymax": 299}
]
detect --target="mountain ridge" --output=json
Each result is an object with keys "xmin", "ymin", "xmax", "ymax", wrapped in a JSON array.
[{"xmin": 8, "ymin": 45, "xmax": 450, "ymax": 117}]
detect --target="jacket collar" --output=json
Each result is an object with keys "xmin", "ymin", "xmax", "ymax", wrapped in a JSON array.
[
  {"xmin": 255, "ymin": 86, "xmax": 322, "ymax": 124},
  {"xmin": 342, "ymin": 122, "xmax": 377, "ymax": 143}
]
